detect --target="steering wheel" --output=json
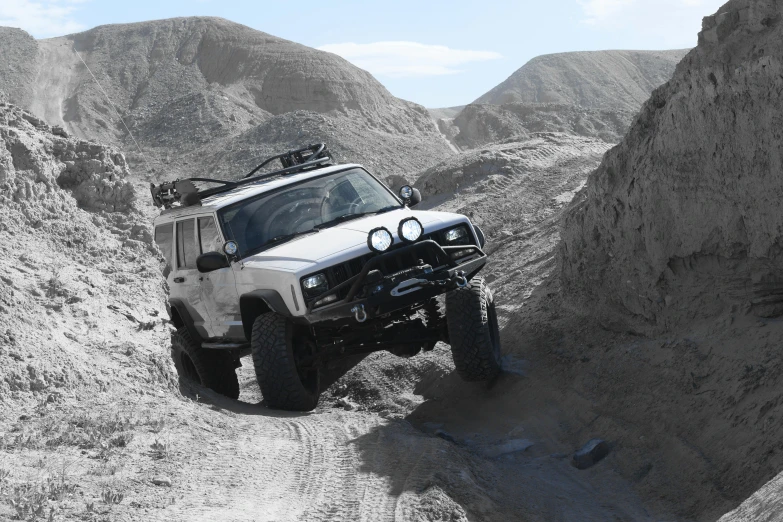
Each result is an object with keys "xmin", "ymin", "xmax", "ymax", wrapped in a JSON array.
[
  {"xmin": 262, "ymin": 199, "xmax": 321, "ymax": 240},
  {"xmin": 346, "ymin": 196, "xmax": 364, "ymax": 215}
]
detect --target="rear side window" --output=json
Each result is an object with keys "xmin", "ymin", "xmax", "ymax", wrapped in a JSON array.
[
  {"xmin": 176, "ymin": 219, "xmax": 198, "ymax": 269},
  {"xmin": 198, "ymin": 217, "xmax": 222, "ymax": 254},
  {"xmin": 154, "ymin": 224, "xmax": 173, "ymax": 268}
]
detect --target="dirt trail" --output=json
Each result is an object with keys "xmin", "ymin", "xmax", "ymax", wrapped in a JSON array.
[{"xmin": 125, "ymin": 367, "xmax": 658, "ymax": 522}]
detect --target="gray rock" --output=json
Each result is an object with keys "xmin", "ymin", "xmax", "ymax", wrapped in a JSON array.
[
  {"xmin": 51, "ymin": 125, "xmax": 69, "ymax": 138},
  {"xmin": 152, "ymin": 476, "xmax": 172, "ymax": 487},
  {"xmin": 336, "ymin": 398, "xmax": 357, "ymax": 411},
  {"xmin": 572, "ymin": 439, "xmax": 610, "ymax": 470},
  {"xmin": 434, "ymin": 429, "xmax": 457, "ymax": 444},
  {"xmin": 479, "ymin": 438, "xmax": 534, "ymax": 458}
]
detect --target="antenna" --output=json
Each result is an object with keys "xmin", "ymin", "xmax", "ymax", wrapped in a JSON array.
[{"xmin": 73, "ymin": 49, "xmax": 153, "ymax": 175}]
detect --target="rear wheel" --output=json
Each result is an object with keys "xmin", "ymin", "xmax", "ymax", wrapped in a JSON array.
[
  {"xmin": 251, "ymin": 313, "xmax": 320, "ymax": 411},
  {"xmin": 171, "ymin": 328, "xmax": 239, "ymax": 399},
  {"xmin": 445, "ymin": 277, "xmax": 502, "ymax": 381}
]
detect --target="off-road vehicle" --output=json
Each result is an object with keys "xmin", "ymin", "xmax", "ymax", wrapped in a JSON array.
[{"xmin": 150, "ymin": 144, "xmax": 501, "ymax": 411}]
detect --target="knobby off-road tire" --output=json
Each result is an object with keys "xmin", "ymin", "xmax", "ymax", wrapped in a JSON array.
[
  {"xmin": 251, "ymin": 313, "xmax": 320, "ymax": 411},
  {"xmin": 445, "ymin": 277, "xmax": 502, "ymax": 381},
  {"xmin": 171, "ymin": 328, "xmax": 240, "ymax": 399}
]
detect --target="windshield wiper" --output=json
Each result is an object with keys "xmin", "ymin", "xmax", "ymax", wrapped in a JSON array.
[
  {"xmin": 314, "ymin": 205, "xmax": 402, "ymax": 230},
  {"xmin": 314, "ymin": 212, "xmax": 372, "ymax": 230},
  {"xmin": 265, "ymin": 230, "xmax": 319, "ymax": 246},
  {"xmin": 373, "ymin": 205, "xmax": 401, "ymax": 214},
  {"xmin": 245, "ymin": 229, "xmax": 320, "ymax": 256}
]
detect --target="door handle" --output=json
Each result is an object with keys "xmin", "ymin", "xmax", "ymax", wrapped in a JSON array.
[{"xmin": 173, "ymin": 277, "xmax": 185, "ymax": 283}]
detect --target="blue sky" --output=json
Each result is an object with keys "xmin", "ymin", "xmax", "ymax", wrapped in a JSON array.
[{"xmin": 0, "ymin": 0, "xmax": 727, "ymax": 108}]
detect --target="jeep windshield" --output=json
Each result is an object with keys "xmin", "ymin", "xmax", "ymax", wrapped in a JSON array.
[{"xmin": 218, "ymin": 168, "xmax": 401, "ymax": 257}]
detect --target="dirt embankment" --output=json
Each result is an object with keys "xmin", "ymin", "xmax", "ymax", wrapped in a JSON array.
[
  {"xmin": 560, "ymin": 0, "xmax": 783, "ymax": 336},
  {"xmin": 527, "ymin": 0, "xmax": 783, "ymax": 519}
]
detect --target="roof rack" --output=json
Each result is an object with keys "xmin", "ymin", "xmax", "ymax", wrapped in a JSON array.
[{"xmin": 150, "ymin": 143, "xmax": 333, "ymax": 209}]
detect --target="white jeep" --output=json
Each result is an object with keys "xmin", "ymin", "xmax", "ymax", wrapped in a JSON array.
[{"xmin": 151, "ymin": 144, "xmax": 502, "ymax": 411}]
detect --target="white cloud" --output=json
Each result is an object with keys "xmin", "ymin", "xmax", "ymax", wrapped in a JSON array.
[
  {"xmin": 317, "ymin": 41, "xmax": 501, "ymax": 78},
  {"xmin": 0, "ymin": 0, "xmax": 88, "ymax": 38},
  {"xmin": 577, "ymin": 0, "xmax": 727, "ymax": 46},
  {"xmin": 579, "ymin": 0, "xmax": 635, "ymax": 25}
]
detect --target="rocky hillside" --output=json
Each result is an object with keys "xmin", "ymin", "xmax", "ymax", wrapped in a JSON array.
[
  {"xmin": 0, "ymin": 18, "xmax": 452, "ymax": 180},
  {"xmin": 474, "ymin": 49, "xmax": 689, "ymax": 111},
  {"xmin": 560, "ymin": 2, "xmax": 783, "ymax": 332},
  {"xmin": 0, "ymin": 99, "xmax": 165, "ymax": 403}
]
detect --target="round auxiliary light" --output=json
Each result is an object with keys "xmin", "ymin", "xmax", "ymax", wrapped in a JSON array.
[
  {"xmin": 399, "ymin": 185, "xmax": 413, "ymax": 200},
  {"xmin": 223, "ymin": 240, "xmax": 239, "ymax": 256},
  {"xmin": 398, "ymin": 217, "xmax": 423, "ymax": 243},
  {"xmin": 368, "ymin": 227, "xmax": 393, "ymax": 252}
]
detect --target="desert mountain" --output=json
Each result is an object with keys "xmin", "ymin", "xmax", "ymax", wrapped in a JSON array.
[
  {"xmin": 474, "ymin": 49, "xmax": 689, "ymax": 111},
  {"xmin": 0, "ymin": 18, "xmax": 453, "ymax": 181},
  {"xmin": 437, "ymin": 49, "xmax": 688, "ymax": 150}
]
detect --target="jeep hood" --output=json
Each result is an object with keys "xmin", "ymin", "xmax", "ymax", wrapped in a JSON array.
[{"xmin": 241, "ymin": 208, "xmax": 467, "ymax": 271}]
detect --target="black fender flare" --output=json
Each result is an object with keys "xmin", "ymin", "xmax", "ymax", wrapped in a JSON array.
[
  {"xmin": 239, "ymin": 290, "xmax": 292, "ymax": 341},
  {"xmin": 168, "ymin": 298, "xmax": 202, "ymax": 342}
]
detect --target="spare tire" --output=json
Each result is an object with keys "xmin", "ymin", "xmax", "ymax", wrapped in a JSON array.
[
  {"xmin": 171, "ymin": 328, "xmax": 239, "ymax": 399},
  {"xmin": 445, "ymin": 277, "xmax": 502, "ymax": 381}
]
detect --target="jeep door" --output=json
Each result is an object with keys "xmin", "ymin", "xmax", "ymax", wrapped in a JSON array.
[
  {"xmin": 171, "ymin": 218, "xmax": 212, "ymax": 338},
  {"xmin": 195, "ymin": 215, "xmax": 242, "ymax": 339}
]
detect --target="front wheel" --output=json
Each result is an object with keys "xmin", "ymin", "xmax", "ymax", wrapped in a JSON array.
[
  {"xmin": 445, "ymin": 277, "xmax": 502, "ymax": 381},
  {"xmin": 251, "ymin": 313, "xmax": 320, "ymax": 411}
]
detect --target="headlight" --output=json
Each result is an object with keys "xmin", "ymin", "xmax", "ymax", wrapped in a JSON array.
[
  {"xmin": 303, "ymin": 273, "xmax": 327, "ymax": 290},
  {"xmin": 442, "ymin": 225, "xmax": 470, "ymax": 245},
  {"xmin": 368, "ymin": 227, "xmax": 393, "ymax": 252},
  {"xmin": 301, "ymin": 272, "xmax": 329, "ymax": 300},
  {"xmin": 398, "ymin": 217, "xmax": 423, "ymax": 243}
]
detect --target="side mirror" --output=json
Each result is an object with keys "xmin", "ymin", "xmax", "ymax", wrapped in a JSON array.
[
  {"xmin": 399, "ymin": 185, "xmax": 422, "ymax": 207},
  {"xmin": 197, "ymin": 251, "xmax": 230, "ymax": 273}
]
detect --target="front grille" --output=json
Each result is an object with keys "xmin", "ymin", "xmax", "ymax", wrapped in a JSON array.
[
  {"xmin": 325, "ymin": 253, "xmax": 373, "ymax": 300},
  {"xmin": 306, "ymin": 225, "xmax": 477, "ymax": 305}
]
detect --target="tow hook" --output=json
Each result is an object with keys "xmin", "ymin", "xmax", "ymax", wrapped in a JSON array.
[
  {"xmin": 454, "ymin": 271, "xmax": 468, "ymax": 288},
  {"xmin": 351, "ymin": 304, "xmax": 367, "ymax": 323}
]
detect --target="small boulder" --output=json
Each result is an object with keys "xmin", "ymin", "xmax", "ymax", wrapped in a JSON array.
[
  {"xmin": 336, "ymin": 398, "xmax": 358, "ymax": 411},
  {"xmin": 152, "ymin": 476, "xmax": 172, "ymax": 487},
  {"xmin": 51, "ymin": 126, "xmax": 69, "ymax": 138},
  {"xmin": 572, "ymin": 438, "xmax": 610, "ymax": 469}
]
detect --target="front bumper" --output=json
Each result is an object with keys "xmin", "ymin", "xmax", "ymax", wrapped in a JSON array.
[{"xmin": 297, "ymin": 240, "xmax": 487, "ymax": 325}]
